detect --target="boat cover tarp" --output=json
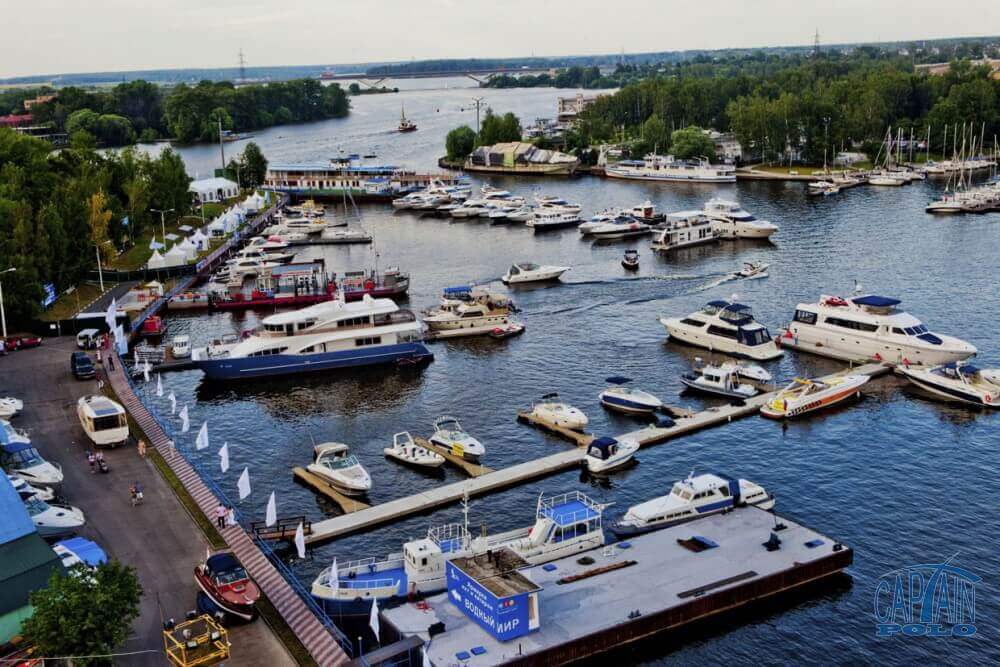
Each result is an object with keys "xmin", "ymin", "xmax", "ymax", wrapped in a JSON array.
[
  {"xmin": 852, "ymin": 295, "xmax": 901, "ymax": 307},
  {"xmin": 57, "ymin": 537, "xmax": 108, "ymax": 567}
]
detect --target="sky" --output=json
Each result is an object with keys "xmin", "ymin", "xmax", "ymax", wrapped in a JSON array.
[{"xmin": 2, "ymin": 0, "xmax": 999, "ymax": 79}]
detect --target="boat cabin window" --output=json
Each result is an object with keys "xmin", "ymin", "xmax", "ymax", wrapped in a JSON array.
[
  {"xmin": 824, "ymin": 316, "xmax": 878, "ymax": 333},
  {"xmin": 338, "ymin": 316, "xmax": 371, "ymax": 328},
  {"xmin": 738, "ymin": 328, "xmax": 772, "ymax": 346},
  {"xmin": 706, "ymin": 325, "xmax": 738, "ymax": 340},
  {"xmin": 264, "ymin": 323, "xmax": 285, "ymax": 334},
  {"xmin": 892, "ymin": 327, "xmax": 904, "ymax": 335},
  {"xmin": 718, "ymin": 486, "xmax": 730, "ymax": 497},
  {"xmin": 355, "ymin": 336, "xmax": 383, "ymax": 347},
  {"xmin": 248, "ymin": 347, "xmax": 288, "ymax": 357},
  {"xmin": 903, "ymin": 325, "xmax": 928, "ymax": 335},
  {"xmin": 794, "ymin": 310, "xmax": 818, "ymax": 325},
  {"xmin": 681, "ymin": 318, "xmax": 706, "ymax": 328},
  {"xmin": 704, "ymin": 373, "xmax": 719, "ymax": 382},
  {"xmin": 3, "ymin": 447, "xmax": 43, "ymax": 467}
]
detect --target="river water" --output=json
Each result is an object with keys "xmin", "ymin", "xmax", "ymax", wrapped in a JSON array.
[{"xmin": 135, "ymin": 78, "xmax": 1000, "ymax": 665}]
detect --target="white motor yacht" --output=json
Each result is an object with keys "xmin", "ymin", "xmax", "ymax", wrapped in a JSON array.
[
  {"xmin": 650, "ymin": 212, "xmax": 717, "ymax": 252},
  {"xmin": 605, "ymin": 154, "xmax": 736, "ymax": 183},
  {"xmin": 502, "ymin": 262, "xmax": 569, "ymax": 284},
  {"xmin": 0, "ymin": 431, "xmax": 63, "ymax": 486},
  {"xmin": 424, "ymin": 289, "xmax": 516, "ymax": 339},
  {"xmin": 306, "ymin": 443, "xmax": 372, "ymax": 496},
  {"xmin": 429, "ymin": 416, "xmax": 485, "ymax": 462},
  {"xmin": 383, "ymin": 432, "xmax": 445, "ymax": 468},
  {"xmin": 589, "ymin": 219, "xmax": 652, "ymax": 240},
  {"xmin": 628, "ymin": 200, "xmax": 666, "ymax": 223},
  {"xmin": 230, "ymin": 246, "xmax": 295, "ymax": 265},
  {"xmin": 680, "ymin": 362, "xmax": 763, "ymax": 399},
  {"xmin": 661, "ymin": 299, "xmax": 783, "ymax": 361},
  {"xmin": 897, "ymin": 361, "xmax": 1000, "ymax": 408},
  {"xmin": 247, "ymin": 236, "xmax": 290, "ymax": 251},
  {"xmin": 760, "ymin": 374, "xmax": 869, "ymax": 419},
  {"xmin": 23, "ymin": 496, "xmax": 86, "ymax": 538},
  {"xmin": 171, "ymin": 335, "xmax": 191, "ymax": 359},
  {"xmin": 701, "ymin": 198, "xmax": 779, "ymax": 239},
  {"xmin": 77, "ymin": 395, "xmax": 129, "ymax": 448},
  {"xmin": 579, "ymin": 209, "xmax": 627, "ymax": 235},
  {"xmin": 527, "ymin": 393, "xmax": 589, "ymax": 431},
  {"xmin": 583, "ymin": 436, "xmax": 639, "ymax": 474},
  {"xmin": 808, "ymin": 181, "xmax": 841, "ymax": 196},
  {"xmin": 611, "ymin": 472, "xmax": 773, "ymax": 537},
  {"xmin": 6, "ymin": 472, "xmax": 55, "ymax": 502},
  {"xmin": 525, "ymin": 211, "xmax": 582, "ymax": 231},
  {"xmin": 0, "ymin": 397, "xmax": 23, "ymax": 419},
  {"xmin": 598, "ymin": 377, "xmax": 663, "ymax": 414},
  {"xmin": 735, "ymin": 261, "xmax": 769, "ymax": 280},
  {"xmin": 782, "ymin": 293, "xmax": 976, "ymax": 365},
  {"xmin": 281, "ymin": 216, "xmax": 329, "ymax": 234}
]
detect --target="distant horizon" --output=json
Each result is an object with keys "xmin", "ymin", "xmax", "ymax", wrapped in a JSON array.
[
  {"xmin": 3, "ymin": 31, "xmax": 999, "ymax": 85},
  {"xmin": 3, "ymin": 0, "xmax": 999, "ymax": 81}
]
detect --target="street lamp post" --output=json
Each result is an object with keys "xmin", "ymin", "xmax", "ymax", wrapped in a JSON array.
[
  {"xmin": 151, "ymin": 208, "xmax": 175, "ymax": 245},
  {"xmin": 0, "ymin": 267, "xmax": 16, "ymax": 340},
  {"xmin": 95, "ymin": 240, "xmax": 113, "ymax": 293}
]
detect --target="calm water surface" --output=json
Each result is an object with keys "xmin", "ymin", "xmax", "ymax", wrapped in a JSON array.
[{"xmin": 135, "ymin": 79, "xmax": 1000, "ymax": 665}]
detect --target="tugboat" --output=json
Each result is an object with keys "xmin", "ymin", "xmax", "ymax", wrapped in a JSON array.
[
  {"xmin": 139, "ymin": 315, "xmax": 167, "ymax": 338},
  {"xmin": 398, "ymin": 105, "xmax": 417, "ymax": 133},
  {"xmin": 194, "ymin": 551, "xmax": 261, "ymax": 622},
  {"xmin": 622, "ymin": 249, "xmax": 640, "ymax": 270}
]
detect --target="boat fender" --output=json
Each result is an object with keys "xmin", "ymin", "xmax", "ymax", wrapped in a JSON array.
[{"xmin": 986, "ymin": 395, "xmax": 992, "ymax": 403}]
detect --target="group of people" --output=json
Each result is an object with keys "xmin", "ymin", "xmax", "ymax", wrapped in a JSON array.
[{"xmin": 215, "ymin": 503, "xmax": 237, "ymax": 529}]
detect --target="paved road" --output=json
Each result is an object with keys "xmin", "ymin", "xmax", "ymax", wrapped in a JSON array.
[{"xmin": 1, "ymin": 337, "xmax": 292, "ymax": 666}]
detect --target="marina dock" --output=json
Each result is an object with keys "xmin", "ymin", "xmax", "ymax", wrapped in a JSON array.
[
  {"xmin": 414, "ymin": 436, "xmax": 495, "ymax": 477},
  {"xmin": 292, "ymin": 467, "xmax": 372, "ymax": 514},
  {"xmin": 515, "ymin": 410, "xmax": 594, "ymax": 447},
  {"xmin": 304, "ymin": 362, "xmax": 889, "ymax": 546},
  {"xmin": 382, "ymin": 506, "xmax": 852, "ymax": 665}
]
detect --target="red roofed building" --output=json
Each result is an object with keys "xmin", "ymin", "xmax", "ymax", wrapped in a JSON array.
[{"xmin": 0, "ymin": 114, "xmax": 33, "ymax": 128}]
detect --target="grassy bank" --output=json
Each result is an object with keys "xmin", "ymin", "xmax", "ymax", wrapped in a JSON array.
[
  {"xmin": 39, "ymin": 283, "xmax": 108, "ymax": 322},
  {"xmin": 111, "ymin": 201, "xmax": 231, "ymax": 271}
]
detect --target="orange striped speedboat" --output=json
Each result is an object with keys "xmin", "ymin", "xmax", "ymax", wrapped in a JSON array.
[{"xmin": 760, "ymin": 374, "xmax": 869, "ymax": 419}]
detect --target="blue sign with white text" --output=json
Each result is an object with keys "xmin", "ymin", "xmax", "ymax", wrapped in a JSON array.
[{"xmin": 447, "ymin": 561, "xmax": 531, "ymax": 641}]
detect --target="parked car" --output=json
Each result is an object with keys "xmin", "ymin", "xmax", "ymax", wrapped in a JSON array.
[
  {"xmin": 70, "ymin": 352, "xmax": 96, "ymax": 380},
  {"xmin": 3, "ymin": 336, "xmax": 42, "ymax": 351}
]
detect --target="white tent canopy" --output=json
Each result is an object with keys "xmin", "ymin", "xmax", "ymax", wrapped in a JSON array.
[
  {"xmin": 206, "ymin": 218, "xmax": 226, "ymax": 237},
  {"xmin": 176, "ymin": 238, "xmax": 198, "ymax": 261},
  {"xmin": 163, "ymin": 244, "xmax": 189, "ymax": 267},
  {"xmin": 189, "ymin": 177, "xmax": 238, "ymax": 204},
  {"xmin": 146, "ymin": 248, "xmax": 166, "ymax": 270},
  {"xmin": 190, "ymin": 229, "xmax": 210, "ymax": 251}
]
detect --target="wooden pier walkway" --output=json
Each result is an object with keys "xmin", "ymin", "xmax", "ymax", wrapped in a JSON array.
[
  {"xmin": 292, "ymin": 467, "xmax": 372, "ymax": 513},
  {"xmin": 305, "ymin": 363, "xmax": 889, "ymax": 547},
  {"xmin": 515, "ymin": 410, "xmax": 595, "ymax": 447},
  {"xmin": 105, "ymin": 358, "xmax": 349, "ymax": 666}
]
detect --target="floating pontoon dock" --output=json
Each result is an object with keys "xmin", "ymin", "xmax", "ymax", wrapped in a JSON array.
[
  {"xmin": 414, "ymin": 436, "xmax": 495, "ymax": 477},
  {"xmin": 384, "ymin": 506, "xmax": 853, "ymax": 666},
  {"xmin": 292, "ymin": 467, "xmax": 371, "ymax": 514},
  {"xmin": 304, "ymin": 363, "xmax": 888, "ymax": 546}
]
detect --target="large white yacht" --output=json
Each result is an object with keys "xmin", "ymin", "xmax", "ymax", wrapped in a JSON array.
[
  {"xmin": 649, "ymin": 212, "xmax": 717, "ymax": 252},
  {"xmin": 423, "ymin": 288, "xmax": 516, "ymax": 339},
  {"xmin": 606, "ymin": 154, "xmax": 736, "ymax": 183},
  {"xmin": 781, "ymin": 294, "xmax": 976, "ymax": 365},
  {"xmin": 611, "ymin": 472, "xmax": 773, "ymax": 537},
  {"xmin": 191, "ymin": 295, "xmax": 432, "ymax": 380},
  {"xmin": 660, "ymin": 300, "xmax": 783, "ymax": 360},
  {"xmin": 701, "ymin": 198, "xmax": 779, "ymax": 239}
]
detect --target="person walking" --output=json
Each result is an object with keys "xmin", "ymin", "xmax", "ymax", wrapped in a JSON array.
[
  {"xmin": 226, "ymin": 505, "xmax": 236, "ymax": 527},
  {"xmin": 108, "ymin": 353, "xmax": 115, "ymax": 371},
  {"xmin": 87, "ymin": 450, "xmax": 96, "ymax": 474},
  {"xmin": 96, "ymin": 348, "xmax": 102, "ymax": 365},
  {"xmin": 215, "ymin": 503, "xmax": 227, "ymax": 529},
  {"xmin": 137, "ymin": 439, "xmax": 147, "ymax": 458}
]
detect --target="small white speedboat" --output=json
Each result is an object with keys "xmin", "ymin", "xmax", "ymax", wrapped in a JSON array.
[
  {"xmin": 306, "ymin": 443, "xmax": 372, "ymax": 496},
  {"xmin": 23, "ymin": 496, "xmax": 85, "ymax": 538},
  {"xmin": 429, "ymin": 416, "xmax": 485, "ymax": 462},
  {"xmin": 735, "ymin": 261, "xmax": 769, "ymax": 280},
  {"xmin": 760, "ymin": 374, "xmax": 869, "ymax": 419},
  {"xmin": 528, "ymin": 393, "xmax": 589, "ymax": 431},
  {"xmin": 598, "ymin": 377, "xmax": 663, "ymax": 414},
  {"xmin": 0, "ymin": 397, "xmax": 23, "ymax": 419},
  {"xmin": 584, "ymin": 436, "xmax": 639, "ymax": 474},
  {"xmin": 680, "ymin": 362, "xmax": 761, "ymax": 399},
  {"xmin": 502, "ymin": 263, "xmax": 570, "ymax": 285},
  {"xmin": 383, "ymin": 432, "xmax": 445, "ymax": 468},
  {"xmin": 897, "ymin": 361, "xmax": 1000, "ymax": 408},
  {"xmin": 171, "ymin": 335, "xmax": 191, "ymax": 359}
]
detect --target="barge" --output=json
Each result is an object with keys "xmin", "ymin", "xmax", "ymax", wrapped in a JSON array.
[{"xmin": 383, "ymin": 506, "xmax": 852, "ymax": 665}]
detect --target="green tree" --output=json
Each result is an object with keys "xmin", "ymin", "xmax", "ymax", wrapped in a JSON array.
[
  {"xmin": 670, "ymin": 126, "xmax": 717, "ymax": 159},
  {"xmin": 445, "ymin": 125, "xmax": 476, "ymax": 159},
  {"xmin": 23, "ymin": 561, "xmax": 142, "ymax": 666},
  {"xmin": 65, "ymin": 108, "xmax": 100, "ymax": 136},
  {"xmin": 240, "ymin": 142, "xmax": 268, "ymax": 188},
  {"xmin": 478, "ymin": 110, "xmax": 522, "ymax": 145},
  {"xmin": 348, "ymin": 83, "xmax": 361, "ymax": 95},
  {"xmin": 95, "ymin": 114, "xmax": 136, "ymax": 145}
]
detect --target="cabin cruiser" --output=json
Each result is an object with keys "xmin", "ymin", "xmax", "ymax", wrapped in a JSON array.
[
  {"xmin": 247, "ymin": 235, "xmax": 290, "ymax": 251},
  {"xmin": 760, "ymin": 374, "xmax": 869, "ymax": 419},
  {"xmin": 221, "ymin": 257, "xmax": 282, "ymax": 280},
  {"xmin": 171, "ymin": 335, "xmax": 191, "ymax": 359},
  {"xmin": 680, "ymin": 361, "xmax": 767, "ymax": 399},
  {"xmin": 868, "ymin": 171, "xmax": 907, "ymax": 186},
  {"xmin": 650, "ymin": 212, "xmax": 717, "ymax": 252},
  {"xmin": 525, "ymin": 210, "xmax": 582, "ymax": 231},
  {"xmin": 578, "ymin": 210, "xmax": 632, "ymax": 235},
  {"xmin": 77, "ymin": 395, "xmax": 129, "ymax": 448},
  {"xmin": 429, "ymin": 416, "xmax": 485, "ymax": 462},
  {"xmin": 279, "ymin": 216, "xmax": 329, "ymax": 234},
  {"xmin": 7, "ymin": 473, "xmax": 55, "ymax": 503},
  {"xmin": 393, "ymin": 192, "xmax": 428, "ymax": 209},
  {"xmin": 628, "ymin": 201, "xmax": 666, "ymax": 223},
  {"xmin": 808, "ymin": 180, "xmax": 841, "ymax": 196},
  {"xmin": 0, "ymin": 433, "xmax": 63, "ymax": 486},
  {"xmin": 505, "ymin": 206, "xmax": 536, "ymax": 222},
  {"xmin": 502, "ymin": 262, "xmax": 569, "ymax": 284},
  {"xmin": 450, "ymin": 202, "xmax": 487, "ymax": 218},
  {"xmin": 191, "ymin": 296, "xmax": 432, "ymax": 380},
  {"xmin": 598, "ymin": 377, "xmax": 663, "ymax": 414},
  {"xmin": 306, "ymin": 443, "xmax": 372, "ymax": 496},
  {"xmin": 384, "ymin": 432, "xmax": 445, "ymax": 468},
  {"xmin": 925, "ymin": 193, "xmax": 966, "ymax": 214},
  {"xmin": 23, "ymin": 496, "xmax": 85, "ymax": 538},
  {"xmin": 782, "ymin": 294, "xmax": 976, "ymax": 365},
  {"xmin": 423, "ymin": 288, "xmax": 516, "ymax": 339},
  {"xmin": 527, "ymin": 393, "xmax": 589, "ymax": 431},
  {"xmin": 611, "ymin": 472, "xmax": 773, "ymax": 538},
  {"xmin": 735, "ymin": 261, "xmax": 769, "ymax": 280},
  {"xmin": 589, "ymin": 219, "xmax": 652, "ymax": 240},
  {"xmin": 605, "ymin": 154, "xmax": 737, "ymax": 183},
  {"xmin": 897, "ymin": 361, "xmax": 1000, "ymax": 408},
  {"xmin": 195, "ymin": 551, "xmax": 261, "ymax": 621},
  {"xmin": 622, "ymin": 249, "xmax": 640, "ymax": 270},
  {"xmin": 701, "ymin": 199, "xmax": 779, "ymax": 239},
  {"xmin": 0, "ymin": 397, "xmax": 23, "ymax": 419},
  {"xmin": 230, "ymin": 246, "xmax": 295, "ymax": 265},
  {"xmin": 311, "ymin": 491, "xmax": 606, "ymax": 613},
  {"xmin": 661, "ymin": 300, "xmax": 783, "ymax": 360},
  {"xmin": 584, "ymin": 436, "xmax": 639, "ymax": 474}
]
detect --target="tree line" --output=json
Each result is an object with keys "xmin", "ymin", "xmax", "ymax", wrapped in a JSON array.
[
  {"xmin": 13, "ymin": 78, "xmax": 350, "ymax": 147},
  {"xmin": 572, "ymin": 51, "xmax": 1000, "ymax": 164},
  {"xmin": 0, "ymin": 128, "xmax": 192, "ymax": 324},
  {"xmin": 445, "ymin": 110, "xmax": 524, "ymax": 159}
]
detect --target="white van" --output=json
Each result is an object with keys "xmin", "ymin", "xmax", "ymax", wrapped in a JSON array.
[{"xmin": 76, "ymin": 329, "xmax": 101, "ymax": 349}]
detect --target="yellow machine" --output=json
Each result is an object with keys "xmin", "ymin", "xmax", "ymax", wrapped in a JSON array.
[{"xmin": 163, "ymin": 615, "xmax": 230, "ymax": 667}]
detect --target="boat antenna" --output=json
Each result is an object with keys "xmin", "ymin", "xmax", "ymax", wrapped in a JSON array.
[
  {"xmin": 853, "ymin": 280, "xmax": 863, "ymax": 294},
  {"xmin": 461, "ymin": 489, "xmax": 470, "ymax": 539}
]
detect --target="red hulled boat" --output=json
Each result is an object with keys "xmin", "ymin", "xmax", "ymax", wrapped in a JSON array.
[{"xmin": 194, "ymin": 551, "xmax": 261, "ymax": 621}]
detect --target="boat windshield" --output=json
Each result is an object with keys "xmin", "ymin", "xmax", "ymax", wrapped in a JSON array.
[
  {"xmin": 23, "ymin": 496, "xmax": 48, "ymax": 515},
  {"xmin": 321, "ymin": 454, "xmax": 359, "ymax": 471},
  {"xmin": 6, "ymin": 447, "xmax": 43, "ymax": 466},
  {"xmin": 215, "ymin": 565, "xmax": 249, "ymax": 586}
]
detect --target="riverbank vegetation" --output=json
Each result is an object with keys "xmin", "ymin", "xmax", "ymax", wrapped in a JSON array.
[
  {"xmin": 13, "ymin": 78, "xmax": 350, "ymax": 147},
  {"xmin": 0, "ymin": 128, "xmax": 191, "ymax": 324},
  {"xmin": 444, "ymin": 110, "xmax": 523, "ymax": 159}
]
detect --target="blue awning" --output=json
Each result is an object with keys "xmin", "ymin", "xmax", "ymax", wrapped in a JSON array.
[
  {"xmin": 443, "ymin": 285, "xmax": 473, "ymax": 295},
  {"xmin": 852, "ymin": 295, "xmax": 900, "ymax": 307}
]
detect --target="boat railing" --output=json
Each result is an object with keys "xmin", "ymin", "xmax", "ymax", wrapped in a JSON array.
[
  {"xmin": 538, "ymin": 490, "xmax": 604, "ymax": 525},
  {"xmin": 427, "ymin": 522, "xmax": 471, "ymax": 551}
]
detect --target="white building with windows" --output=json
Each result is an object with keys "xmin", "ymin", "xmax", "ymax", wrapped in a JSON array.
[{"xmin": 189, "ymin": 177, "xmax": 239, "ymax": 204}]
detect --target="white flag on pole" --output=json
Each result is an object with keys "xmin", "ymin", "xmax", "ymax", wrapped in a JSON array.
[
  {"xmin": 168, "ymin": 392, "xmax": 177, "ymax": 414},
  {"xmin": 329, "ymin": 558, "xmax": 339, "ymax": 592},
  {"xmin": 195, "ymin": 421, "xmax": 209, "ymax": 450},
  {"xmin": 156, "ymin": 374, "xmax": 163, "ymax": 397},
  {"xmin": 105, "ymin": 298, "xmax": 117, "ymax": 331},
  {"xmin": 179, "ymin": 405, "xmax": 189, "ymax": 433},
  {"xmin": 237, "ymin": 467, "xmax": 251, "ymax": 500},
  {"xmin": 218, "ymin": 442, "xmax": 229, "ymax": 473},
  {"xmin": 369, "ymin": 598, "xmax": 380, "ymax": 639},
  {"xmin": 115, "ymin": 325, "xmax": 127, "ymax": 355},
  {"xmin": 294, "ymin": 521, "xmax": 305, "ymax": 559},
  {"xmin": 265, "ymin": 491, "xmax": 276, "ymax": 527},
  {"xmin": 142, "ymin": 361, "xmax": 151, "ymax": 383}
]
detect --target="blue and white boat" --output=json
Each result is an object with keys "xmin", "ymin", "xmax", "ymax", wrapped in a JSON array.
[
  {"xmin": 611, "ymin": 472, "xmax": 774, "ymax": 538},
  {"xmin": 191, "ymin": 295, "xmax": 432, "ymax": 380},
  {"xmin": 311, "ymin": 491, "xmax": 606, "ymax": 614},
  {"xmin": 598, "ymin": 377, "xmax": 663, "ymax": 414},
  {"xmin": 54, "ymin": 537, "xmax": 108, "ymax": 571}
]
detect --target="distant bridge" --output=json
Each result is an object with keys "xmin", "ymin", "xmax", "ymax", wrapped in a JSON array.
[{"xmin": 321, "ymin": 67, "xmax": 555, "ymax": 87}]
